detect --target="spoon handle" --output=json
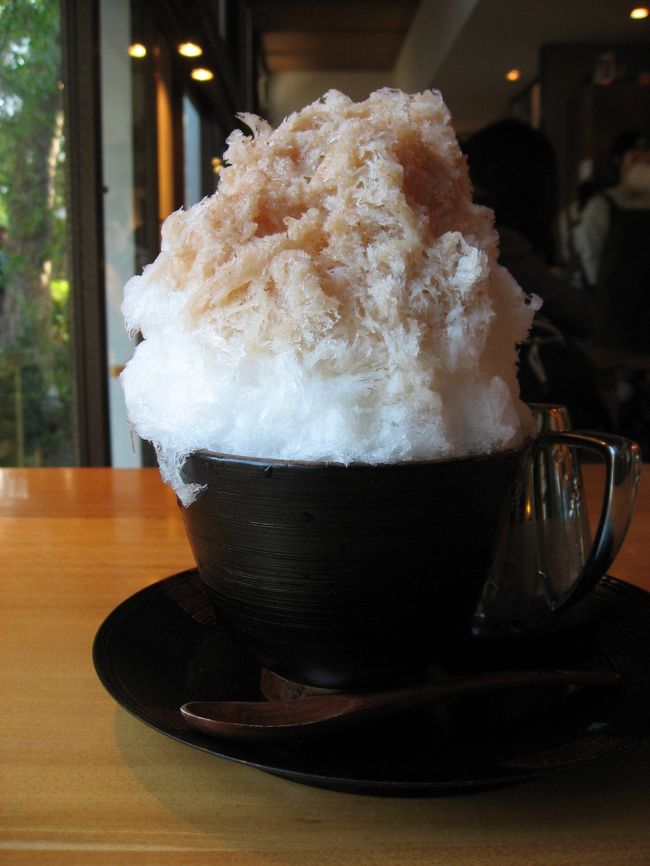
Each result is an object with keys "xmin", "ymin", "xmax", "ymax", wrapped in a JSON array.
[
  {"xmin": 370, "ymin": 668, "xmax": 621, "ymax": 711},
  {"xmin": 180, "ymin": 668, "xmax": 621, "ymax": 742}
]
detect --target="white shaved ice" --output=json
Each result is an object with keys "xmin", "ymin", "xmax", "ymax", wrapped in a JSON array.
[{"xmin": 121, "ymin": 88, "xmax": 539, "ymax": 504}]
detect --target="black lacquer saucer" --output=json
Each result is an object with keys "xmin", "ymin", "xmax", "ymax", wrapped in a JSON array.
[{"xmin": 92, "ymin": 570, "xmax": 650, "ymax": 796}]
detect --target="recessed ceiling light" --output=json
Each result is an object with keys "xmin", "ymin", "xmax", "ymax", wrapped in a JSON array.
[
  {"xmin": 191, "ymin": 67, "xmax": 214, "ymax": 82},
  {"xmin": 505, "ymin": 68, "xmax": 521, "ymax": 82},
  {"xmin": 128, "ymin": 43, "xmax": 147, "ymax": 59},
  {"xmin": 179, "ymin": 42, "xmax": 203, "ymax": 57},
  {"xmin": 630, "ymin": 6, "xmax": 649, "ymax": 18}
]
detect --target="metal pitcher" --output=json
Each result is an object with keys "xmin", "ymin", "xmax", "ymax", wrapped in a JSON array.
[{"xmin": 473, "ymin": 404, "xmax": 642, "ymax": 637}]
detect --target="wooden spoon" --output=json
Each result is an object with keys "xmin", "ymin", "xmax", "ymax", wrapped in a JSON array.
[{"xmin": 180, "ymin": 668, "xmax": 620, "ymax": 742}]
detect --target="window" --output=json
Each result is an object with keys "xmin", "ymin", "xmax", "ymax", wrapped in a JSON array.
[
  {"xmin": 101, "ymin": 0, "xmax": 140, "ymax": 466},
  {"xmin": 0, "ymin": 0, "xmax": 251, "ymax": 468}
]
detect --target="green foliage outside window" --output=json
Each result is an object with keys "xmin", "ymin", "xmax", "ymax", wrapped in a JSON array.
[{"xmin": 0, "ymin": 0, "xmax": 74, "ymax": 465}]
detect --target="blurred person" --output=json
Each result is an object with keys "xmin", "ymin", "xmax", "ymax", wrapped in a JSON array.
[
  {"xmin": 463, "ymin": 120, "xmax": 607, "ymax": 428},
  {"xmin": 557, "ymin": 178, "xmax": 604, "ymax": 290},
  {"xmin": 574, "ymin": 130, "xmax": 650, "ymax": 353},
  {"xmin": 463, "ymin": 119, "xmax": 597, "ymax": 340}
]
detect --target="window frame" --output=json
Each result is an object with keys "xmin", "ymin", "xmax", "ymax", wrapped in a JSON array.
[{"xmin": 61, "ymin": 0, "xmax": 111, "ymax": 465}]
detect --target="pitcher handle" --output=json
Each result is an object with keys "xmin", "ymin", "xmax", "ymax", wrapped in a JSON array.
[{"xmin": 541, "ymin": 430, "xmax": 641, "ymax": 611}]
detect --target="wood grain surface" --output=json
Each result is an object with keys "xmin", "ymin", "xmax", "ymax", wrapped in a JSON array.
[{"xmin": 1, "ymin": 465, "xmax": 649, "ymax": 865}]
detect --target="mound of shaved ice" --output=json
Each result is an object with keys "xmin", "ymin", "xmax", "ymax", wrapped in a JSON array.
[{"xmin": 121, "ymin": 88, "xmax": 538, "ymax": 505}]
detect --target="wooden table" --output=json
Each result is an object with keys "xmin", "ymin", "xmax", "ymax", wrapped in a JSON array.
[{"xmin": 1, "ymin": 466, "xmax": 649, "ymax": 866}]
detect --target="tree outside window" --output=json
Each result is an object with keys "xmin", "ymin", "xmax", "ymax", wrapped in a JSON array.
[{"xmin": 0, "ymin": 0, "xmax": 75, "ymax": 466}]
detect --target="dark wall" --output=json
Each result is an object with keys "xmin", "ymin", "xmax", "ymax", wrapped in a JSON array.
[{"xmin": 540, "ymin": 43, "xmax": 650, "ymax": 209}]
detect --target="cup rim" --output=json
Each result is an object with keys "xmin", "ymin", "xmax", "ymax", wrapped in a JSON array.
[{"xmin": 186, "ymin": 438, "xmax": 533, "ymax": 471}]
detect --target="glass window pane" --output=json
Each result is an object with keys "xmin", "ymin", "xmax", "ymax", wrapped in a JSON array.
[
  {"xmin": 100, "ymin": 0, "xmax": 140, "ymax": 466},
  {"xmin": 0, "ymin": 0, "xmax": 76, "ymax": 466},
  {"xmin": 183, "ymin": 94, "xmax": 202, "ymax": 208}
]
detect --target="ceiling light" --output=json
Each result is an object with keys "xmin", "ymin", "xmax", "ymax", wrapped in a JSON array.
[
  {"xmin": 179, "ymin": 42, "xmax": 203, "ymax": 57},
  {"xmin": 191, "ymin": 67, "xmax": 214, "ymax": 82},
  {"xmin": 128, "ymin": 43, "xmax": 147, "ymax": 59},
  {"xmin": 505, "ymin": 69, "xmax": 521, "ymax": 82},
  {"xmin": 630, "ymin": 6, "xmax": 649, "ymax": 18}
]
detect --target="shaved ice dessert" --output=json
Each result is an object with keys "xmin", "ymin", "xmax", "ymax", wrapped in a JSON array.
[{"xmin": 121, "ymin": 88, "xmax": 539, "ymax": 505}]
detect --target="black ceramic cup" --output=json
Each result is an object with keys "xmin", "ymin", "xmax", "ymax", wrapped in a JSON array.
[{"xmin": 180, "ymin": 446, "xmax": 525, "ymax": 690}]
